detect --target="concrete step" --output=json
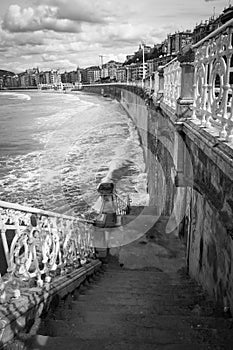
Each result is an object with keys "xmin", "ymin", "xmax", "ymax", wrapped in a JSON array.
[
  {"xmin": 67, "ymin": 301, "xmax": 214, "ymax": 318},
  {"xmin": 36, "ymin": 317, "xmax": 206, "ymax": 344},
  {"xmin": 74, "ymin": 296, "xmax": 205, "ymax": 310},
  {"xmin": 46, "ymin": 309, "xmax": 232, "ymax": 331},
  {"xmin": 81, "ymin": 282, "xmax": 202, "ymax": 294},
  {"xmin": 79, "ymin": 288, "xmax": 203, "ymax": 298},
  {"xmin": 27, "ymin": 335, "xmax": 215, "ymax": 350}
]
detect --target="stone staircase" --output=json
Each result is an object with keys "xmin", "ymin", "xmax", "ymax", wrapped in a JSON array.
[
  {"xmin": 8, "ymin": 214, "xmax": 233, "ymax": 350},
  {"xmin": 24, "ymin": 261, "xmax": 233, "ymax": 350}
]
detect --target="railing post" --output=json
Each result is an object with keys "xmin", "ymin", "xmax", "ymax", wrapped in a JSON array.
[
  {"xmin": 152, "ymin": 66, "xmax": 164, "ymax": 106},
  {"xmin": 176, "ymin": 61, "xmax": 194, "ymax": 119},
  {"xmin": 158, "ymin": 65, "xmax": 164, "ymax": 96},
  {"xmin": 149, "ymin": 75, "xmax": 152, "ymax": 91}
]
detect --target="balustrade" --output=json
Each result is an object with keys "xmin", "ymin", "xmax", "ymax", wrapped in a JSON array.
[
  {"xmin": 153, "ymin": 71, "xmax": 160, "ymax": 96},
  {"xmin": 0, "ymin": 200, "xmax": 95, "ymax": 303},
  {"xmin": 163, "ymin": 58, "xmax": 182, "ymax": 110},
  {"xmin": 115, "ymin": 194, "xmax": 130, "ymax": 216},
  {"xmin": 192, "ymin": 19, "xmax": 233, "ymax": 142}
]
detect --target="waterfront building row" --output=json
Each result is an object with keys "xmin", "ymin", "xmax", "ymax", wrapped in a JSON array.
[{"xmin": 1, "ymin": 5, "xmax": 232, "ymax": 90}]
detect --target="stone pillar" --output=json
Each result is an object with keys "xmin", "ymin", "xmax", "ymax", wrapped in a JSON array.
[
  {"xmin": 158, "ymin": 65, "xmax": 164, "ymax": 95},
  {"xmin": 176, "ymin": 62, "xmax": 194, "ymax": 119},
  {"xmin": 152, "ymin": 66, "xmax": 164, "ymax": 106},
  {"xmin": 174, "ymin": 131, "xmax": 193, "ymax": 188}
]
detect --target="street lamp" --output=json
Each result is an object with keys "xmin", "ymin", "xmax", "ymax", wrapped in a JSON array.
[{"xmin": 142, "ymin": 43, "xmax": 146, "ymax": 88}]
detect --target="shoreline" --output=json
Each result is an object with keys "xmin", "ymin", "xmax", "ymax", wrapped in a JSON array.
[{"xmin": 0, "ymin": 87, "xmax": 38, "ymax": 91}]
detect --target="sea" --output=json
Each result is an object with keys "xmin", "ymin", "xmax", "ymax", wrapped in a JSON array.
[{"xmin": 0, "ymin": 90, "xmax": 148, "ymax": 216}]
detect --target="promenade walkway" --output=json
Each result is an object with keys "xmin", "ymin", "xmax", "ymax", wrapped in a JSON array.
[{"xmin": 25, "ymin": 217, "xmax": 233, "ymax": 350}]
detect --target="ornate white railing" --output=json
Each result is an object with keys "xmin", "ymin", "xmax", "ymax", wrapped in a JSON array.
[
  {"xmin": 192, "ymin": 19, "xmax": 233, "ymax": 142},
  {"xmin": 0, "ymin": 200, "xmax": 95, "ymax": 302},
  {"xmin": 163, "ymin": 58, "xmax": 181, "ymax": 110},
  {"xmin": 129, "ymin": 80, "xmax": 143, "ymax": 88},
  {"xmin": 153, "ymin": 71, "xmax": 160, "ymax": 96},
  {"xmin": 144, "ymin": 78, "xmax": 150, "ymax": 90},
  {"xmin": 115, "ymin": 194, "xmax": 130, "ymax": 215}
]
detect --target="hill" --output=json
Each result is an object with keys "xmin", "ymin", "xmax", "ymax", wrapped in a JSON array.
[{"xmin": 0, "ymin": 69, "xmax": 15, "ymax": 77}]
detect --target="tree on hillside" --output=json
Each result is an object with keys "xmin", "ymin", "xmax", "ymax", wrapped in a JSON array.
[{"xmin": 0, "ymin": 69, "xmax": 15, "ymax": 77}]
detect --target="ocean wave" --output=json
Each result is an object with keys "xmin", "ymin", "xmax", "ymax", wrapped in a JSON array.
[
  {"xmin": 0, "ymin": 92, "xmax": 31, "ymax": 101},
  {"xmin": 64, "ymin": 93, "xmax": 99, "ymax": 107},
  {"xmin": 0, "ymin": 91, "xmax": 147, "ymax": 212}
]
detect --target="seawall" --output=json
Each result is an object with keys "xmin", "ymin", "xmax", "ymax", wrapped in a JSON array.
[{"xmin": 82, "ymin": 84, "xmax": 233, "ymax": 314}]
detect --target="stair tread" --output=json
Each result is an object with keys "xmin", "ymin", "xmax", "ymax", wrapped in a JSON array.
[
  {"xmin": 46, "ymin": 311, "xmax": 231, "ymax": 329},
  {"xmin": 27, "ymin": 335, "xmax": 220, "ymax": 350}
]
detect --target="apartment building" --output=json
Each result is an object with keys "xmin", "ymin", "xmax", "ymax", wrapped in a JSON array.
[{"xmin": 86, "ymin": 66, "xmax": 101, "ymax": 84}]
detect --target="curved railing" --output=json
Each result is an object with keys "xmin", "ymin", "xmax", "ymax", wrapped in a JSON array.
[
  {"xmin": 192, "ymin": 19, "xmax": 233, "ymax": 142},
  {"xmin": 0, "ymin": 200, "xmax": 95, "ymax": 302}
]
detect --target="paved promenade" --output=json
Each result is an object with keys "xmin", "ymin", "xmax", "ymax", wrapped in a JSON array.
[{"xmin": 25, "ymin": 217, "xmax": 233, "ymax": 350}]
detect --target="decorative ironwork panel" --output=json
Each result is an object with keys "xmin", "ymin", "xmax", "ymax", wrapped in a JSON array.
[
  {"xmin": 192, "ymin": 23, "xmax": 233, "ymax": 142},
  {"xmin": 115, "ymin": 194, "xmax": 130, "ymax": 215},
  {"xmin": 0, "ymin": 200, "xmax": 95, "ymax": 302},
  {"xmin": 163, "ymin": 59, "xmax": 181, "ymax": 110},
  {"xmin": 153, "ymin": 71, "xmax": 160, "ymax": 96}
]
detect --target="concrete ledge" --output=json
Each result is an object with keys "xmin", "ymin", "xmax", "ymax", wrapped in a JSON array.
[
  {"xmin": 0, "ymin": 260, "xmax": 101, "ymax": 348},
  {"xmin": 160, "ymin": 101, "xmax": 177, "ymax": 123},
  {"xmin": 183, "ymin": 120, "xmax": 233, "ymax": 181}
]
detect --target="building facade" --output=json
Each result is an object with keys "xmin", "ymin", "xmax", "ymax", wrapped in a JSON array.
[
  {"xmin": 85, "ymin": 66, "xmax": 101, "ymax": 84},
  {"xmin": 167, "ymin": 31, "xmax": 193, "ymax": 56},
  {"xmin": 116, "ymin": 67, "xmax": 126, "ymax": 82}
]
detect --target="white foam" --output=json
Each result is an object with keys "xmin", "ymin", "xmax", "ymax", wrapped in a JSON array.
[
  {"xmin": 0, "ymin": 92, "xmax": 31, "ymax": 101},
  {"xmin": 0, "ymin": 91, "xmax": 147, "ymax": 212}
]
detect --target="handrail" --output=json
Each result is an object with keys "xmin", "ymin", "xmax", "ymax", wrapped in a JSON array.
[
  {"xmin": 163, "ymin": 56, "xmax": 178, "ymax": 69},
  {"xmin": 0, "ymin": 200, "xmax": 90, "ymax": 223},
  {"xmin": 193, "ymin": 18, "xmax": 233, "ymax": 49}
]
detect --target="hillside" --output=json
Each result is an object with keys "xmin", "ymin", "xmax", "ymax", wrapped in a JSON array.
[{"xmin": 0, "ymin": 69, "xmax": 15, "ymax": 77}]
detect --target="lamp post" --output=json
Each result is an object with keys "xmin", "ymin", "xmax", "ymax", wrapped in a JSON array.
[
  {"xmin": 142, "ymin": 43, "xmax": 145, "ymax": 88},
  {"xmin": 99, "ymin": 55, "xmax": 107, "ymax": 81}
]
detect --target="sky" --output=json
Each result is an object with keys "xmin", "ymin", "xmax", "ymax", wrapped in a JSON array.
[{"xmin": 0, "ymin": 0, "xmax": 229, "ymax": 73}]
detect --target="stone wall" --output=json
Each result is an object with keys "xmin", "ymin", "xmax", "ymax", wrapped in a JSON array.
[{"xmin": 181, "ymin": 122, "xmax": 233, "ymax": 312}]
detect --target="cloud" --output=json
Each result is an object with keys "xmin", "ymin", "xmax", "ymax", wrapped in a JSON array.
[
  {"xmin": 42, "ymin": 53, "xmax": 59, "ymax": 62},
  {"xmin": 0, "ymin": 0, "xmax": 228, "ymax": 73},
  {"xmin": 0, "ymin": 24, "xmax": 47, "ymax": 53},
  {"xmin": 33, "ymin": 0, "xmax": 130, "ymax": 23},
  {"xmin": 40, "ymin": 58, "xmax": 77, "ymax": 71},
  {"xmin": 55, "ymin": 0, "xmax": 109, "ymax": 23},
  {"xmin": 2, "ymin": 4, "xmax": 82, "ymax": 33}
]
